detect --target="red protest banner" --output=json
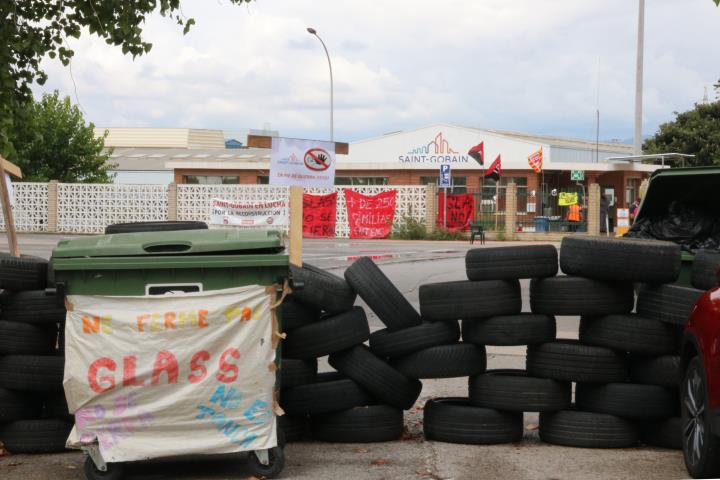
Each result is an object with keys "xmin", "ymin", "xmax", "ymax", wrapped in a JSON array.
[
  {"xmin": 437, "ymin": 192, "xmax": 475, "ymax": 231},
  {"xmin": 345, "ymin": 190, "xmax": 396, "ymax": 239},
  {"xmin": 302, "ymin": 192, "xmax": 337, "ymax": 238}
]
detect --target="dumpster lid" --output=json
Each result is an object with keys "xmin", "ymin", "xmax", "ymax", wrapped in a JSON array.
[
  {"xmin": 637, "ymin": 166, "xmax": 720, "ymax": 221},
  {"xmin": 52, "ymin": 229, "xmax": 285, "ymax": 258}
]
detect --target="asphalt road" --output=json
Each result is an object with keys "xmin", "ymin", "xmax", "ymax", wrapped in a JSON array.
[{"xmin": 0, "ymin": 234, "xmax": 686, "ymax": 479}]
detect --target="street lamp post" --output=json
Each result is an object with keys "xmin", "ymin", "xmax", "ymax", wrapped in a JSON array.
[
  {"xmin": 307, "ymin": 27, "xmax": 334, "ymax": 142},
  {"xmin": 634, "ymin": 0, "xmax": 645, "ymax": 155}
]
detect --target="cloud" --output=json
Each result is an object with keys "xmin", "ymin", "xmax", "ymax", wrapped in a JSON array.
[{"xmin": 33, "ymin": 0, "xmax": 720, "ymax": 142}]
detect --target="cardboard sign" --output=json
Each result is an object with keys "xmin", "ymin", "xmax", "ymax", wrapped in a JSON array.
[
  {"xmin": 209, "ymin": 198, "xmax": 288, "ymax": 227},
  {"xmin": 63, "ymin": 286, "xmax": 277, "ymax": 462},
  {"xmin": 345, "ymin": 190, "xmax": 396, "ymax": 239},
  {"xmin": 437, "ymin": 193, "xmax": 474, "ymax": 231},
  {"xmin": 558, "ymin": 192, "xmax": 578, "ymax": 206},
  {"xmin": 270, "ymin": 138, "xmax": 336, "ymax": 188},
  {"xmin": 617, "ymin": 208, "xmax": 630, "ymax": 227},
  {"xmin": 303, "ymin": 192, "xmax": 337, "ymax": 238}
]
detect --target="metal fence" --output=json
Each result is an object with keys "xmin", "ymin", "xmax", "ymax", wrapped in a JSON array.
[
  {"xmin": 435, "ymin": 185, "xmax": 588, "ymax": 234},
  {"xmin": 515, "ymin": 188, "xmax": 587, "ymax": 233}
]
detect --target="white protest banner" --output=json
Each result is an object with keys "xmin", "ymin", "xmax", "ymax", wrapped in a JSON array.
[
  {"xmin": 63, "ymin": 285, "xmax": 277, "ymax": 462},
  {"xmin": 209, "ymin": 198, "xmax": 288, "ymax": 227},
  {"xmin": 270, "ymin": 137, "xmax": 336, "ymax": 188}
]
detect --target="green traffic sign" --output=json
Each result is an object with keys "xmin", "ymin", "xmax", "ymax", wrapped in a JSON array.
[{"xmin": 570, "ymin": 170, "xmax": 585, "ymax": 181}]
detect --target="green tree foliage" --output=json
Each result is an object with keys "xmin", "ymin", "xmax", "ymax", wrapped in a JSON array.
[
  {"xmin": 12, "ymin": 91, "xmax": 115, "ymax": 182},
  {"xmin": 0, "ymin": 0, "xmax": 252, "ymax": 159},
  {"xmin": 644, "ymin": 97, "xmax": 720, "ymax": 167}
]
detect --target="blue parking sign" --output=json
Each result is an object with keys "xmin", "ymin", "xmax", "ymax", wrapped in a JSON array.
[{"xmin": 439, "ymin": 164, "xmax": 451, "ymax": 187}]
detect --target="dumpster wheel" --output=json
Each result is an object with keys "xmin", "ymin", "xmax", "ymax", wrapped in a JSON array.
[
  {"xmin": 248, "ymin": 446, "xmax": 285, "ymax": 478},
  {"xmin": 83, "ymin": 456, "xmax": 125, "ymax": 480}
]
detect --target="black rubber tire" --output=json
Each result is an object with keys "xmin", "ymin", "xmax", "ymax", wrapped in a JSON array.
[
  {"xmin": 0, "ymin": 290, "xmax": 66, "ymax": 324},
  {"xmin": 43, "ymin": 393, "xmax": 73, "ymax": 421},
  {"xmin": 575, "ymin": 382, "xmax": 677, "ymax": 419},
  {"xmin": 462, "ymin": 314, "xmax": 556, "ymax": 346},
  {"xmin": 423, "ymin": 397, "xmax": 523, "ymax": 445},
  {"xmin": 247, "ymin": 446, "xmax": 285, "ymax": 479},
  {"xmin": 579, "ymin": 314, "xmax": 679, "ymax": 355},
  {"xmin": 0, "ymin": 253, "xmax": 48, "ymax": 291},
  {"xmin": 291, "ymin": 263, "xmax": 357, "ymax": 314},
  {"xmin": 278, "ymin": 415, "xmax": 308, "ymax": 443},
  {"xmin": 281, "ymin": 375, "xmax": 375, "ymax": 415},
  {"xmin": 311, "ymin": 405, "xmax": 404, "ymax": 443},
  {"xmin": 420, "ymin": 280, "xmax": 521, "ymax": 321},
  {"xmin": 465, "ymin": 245, "xmax": 558, "ymax": 281},
  {"xmin": 370, "ymin": 321, "xmax": 460, "ymax": 358},
  {"xmin": 0, "ymin": 320, "xmax": 56, "ymax": 355},
  {"xmin": 104, "ymin": 220, "xmax": 208, "ymax": 234},
  {"xmin": 526, "ymin": 340, "xmax": 628, "ymax": 383},
  {"xmin": 530, "ymin": 276, "xmax": 634, "ymax": 316},
  {"xmin": 329, "ymin": 345, "xmax": 422, "ymax": 410},
  {"xmin": 83, "ymin": 456, "xmax": 125, "ymax": 480},
  {"xmin": 280, "ymin": 358, "xmax": 318, "ymax": 389},
  {"xmin": 344, "ymin": 257, "xmax": 420, "ymax": 331},
  {"xmin": 469, "ymin": 369, "xmax": 571, "ymax": 412},
  {"xmin": 640, "ymin": 417, "xmax": 682, "ymax": 450},
  {"xmin": 390, "ymin": 343, "xmax": 487, "ymax": 379},
  {"xmin": 279, "ymin": 296, "xmax": 322, "ymax": 331},
  {"xmin": 0, "ymin": 419, "xmax": 72, "ymax": 453},
  {"xmin": 637, "ymin": 284, "xmax": 704, "ymax": 326},
  {"xmin": 539, "ymin": 409, "xmax": 638, "ymax": 448},
  {"xmin": 0, "ymin": 388, "xmax": 41, "ymax": 422},
  {"xmin": 559, "ymin": 236, "xmax": 681, "ymax": 284},
  {"xmin": 629, "ymin": 355, "xmax": 682, "ymax": 388},
  {"xmin": 682, "ymin": 357, "xmax": 720, "ymax": 478},
  {"xmin": 692, "ymin": 250, "xmax": 720, "ymax": 291},
  {"xmin": 283, "ymin": 307, "xmax": 370, "ymax": 359},
  {"xmin": 0, "ymin": 355, "xmax": 64, "ymax": 391}
]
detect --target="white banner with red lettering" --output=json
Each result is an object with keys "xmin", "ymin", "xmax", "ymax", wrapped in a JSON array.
[
  {"xmin": 63, "ymin": 285, "xmax": 277, "ymax": 462},
  {"xmin": 210, "ymin": 198, "xmax": 288, "ymax": 227}
]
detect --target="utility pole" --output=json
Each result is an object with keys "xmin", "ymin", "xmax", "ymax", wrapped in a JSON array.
[{"xmin": 634, "ymin": 0, "xmax": 645, "ymax": 155}]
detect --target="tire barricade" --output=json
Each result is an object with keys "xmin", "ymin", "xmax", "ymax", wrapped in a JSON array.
[{"xmin": 3, "ymin": 235, "xmax": 716, "ymax": 456}]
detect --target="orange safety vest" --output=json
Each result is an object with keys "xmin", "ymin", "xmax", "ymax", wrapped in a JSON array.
[{"xmin": 567, "ymin": 204, "xmax": 581, "ymax": 222}]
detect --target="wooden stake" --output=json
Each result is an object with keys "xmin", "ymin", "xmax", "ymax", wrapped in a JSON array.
[
  {"xmin": 288, "ymin": 185, "xmax": 303, "ymax": 267},
  {"xmin": 0, "ymin": 156, "xmax": 19, "ymax": 257}
]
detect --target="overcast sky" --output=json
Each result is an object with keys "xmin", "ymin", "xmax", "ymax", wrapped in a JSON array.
[{"xmin": 34, "ymin": 0, "xmax": 718, "ymax": 143}]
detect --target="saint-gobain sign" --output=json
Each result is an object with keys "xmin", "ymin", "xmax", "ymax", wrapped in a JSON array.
[
  {"xmin": 398, "ymin": 132, "xmax": 469, "ymax": 164},
  {"xmin": 270, "ymin": 137, "xmax": 336, "ymax": 188}
]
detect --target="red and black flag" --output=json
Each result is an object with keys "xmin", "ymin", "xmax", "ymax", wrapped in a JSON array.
[
  {"xmin": 484, "ymin": 154, "xmax": 502, "ymax": 181},
  {"xmin": 468, "ymin": 142, "xmax": 484, "ymax": 166}
]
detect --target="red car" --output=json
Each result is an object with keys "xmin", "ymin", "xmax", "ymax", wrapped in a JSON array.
[{"xmin": 682, "ymin": 283, "xmax": 720, "ymax": 478}]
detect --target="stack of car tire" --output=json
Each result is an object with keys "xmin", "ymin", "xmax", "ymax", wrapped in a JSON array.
[
  {"xmin": 528, "ymin": 236, "xmax": 703, "ymax": 450},
  {"xmin": 278, "ymin": 260, "xmax": 424, "ymax": 443},
  {"xmin": 0, "ymin": 254, "xmax": 70, "ymax": 454},
  {"xmin": 418, "ymin": 245, "xmax": 561, "ymax": 444}
]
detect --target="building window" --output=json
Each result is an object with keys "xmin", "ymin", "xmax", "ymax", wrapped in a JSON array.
[
  {"xmin": 335, "ymin": 177, "xmax": 389, "ymax": 186},
  {"xmin": 421, "ymin": 176, "xmax": 467, "ymax": 193},
  {"xmin": 257, "ymin": 176, "xmax": 269, "ymax": 184},
  {"xmin": 184, "ymin": 175, "xmax": 239, "ymax": 185},
  {"xmin": 481, "ymin": 176, "xmax": 527, "ymax": 195}
]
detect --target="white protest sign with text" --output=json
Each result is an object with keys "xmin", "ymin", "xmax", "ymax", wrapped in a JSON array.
[
  {"xmin": 209, "ymin": 198, "xmax": 288, "ymax": 227},
  {"xmin": 63, "ymin": 285, "xmax": 277, "ymax": 462},
  {"xmin": 270, "ymin": 137, "xmax": 336, "ymax": 188}
]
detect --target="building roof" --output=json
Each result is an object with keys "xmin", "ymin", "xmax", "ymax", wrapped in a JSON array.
[
  {"xmin": 364, "ymin": 123, "xmax": 633, "ymax": 153},
  {"xmin": 479, "ymin": 127, "xmax": 634, "ymax": 153},
  {"xmin": 95, "ymin": 128, "xmax": 226, "ymax": 149},
  {"xmin": 107, "ymin": 147, "xmax": 270, "ymax": 171}
]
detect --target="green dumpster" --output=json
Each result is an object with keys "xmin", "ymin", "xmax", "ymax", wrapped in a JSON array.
[
  {"xmin": 630, "ymin": 166, "xmax": 720, "ymax": 286},
  {"xmin": 52, "ymin": 228, "xmax": 289, "ymax": 479},
  {"xmin": 52, "ymin": 229, "xmax": 288, "ymax": 295}
]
